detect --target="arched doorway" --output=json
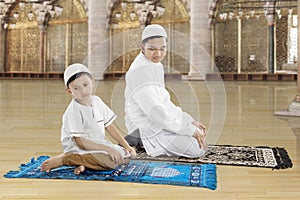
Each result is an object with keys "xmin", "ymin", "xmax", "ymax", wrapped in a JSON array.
[
  {"xmin": 106, "ymin": 0, "xmax": 191, "ymax": 77},
  {"xmin": 3, "ymin": 0, "xmax": 88, "ymax": 73},
  {"xmin": 211, "ymin": 0, "xmax": 297, "ymax": 74}
]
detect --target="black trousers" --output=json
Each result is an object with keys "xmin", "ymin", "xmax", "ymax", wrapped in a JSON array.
[{"xmin": 124, "ymin": 129, "xmax": 143, "ymax": 147}]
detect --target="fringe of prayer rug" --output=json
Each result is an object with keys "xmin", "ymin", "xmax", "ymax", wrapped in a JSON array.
[{"xmin": 4, "ymin": 156, "xmax": 217, "ymax": 190}]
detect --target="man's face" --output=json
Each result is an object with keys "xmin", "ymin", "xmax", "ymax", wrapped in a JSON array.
[{"xmin": 142, "ymin": 37, "xmax": 167, "ymax": 63}]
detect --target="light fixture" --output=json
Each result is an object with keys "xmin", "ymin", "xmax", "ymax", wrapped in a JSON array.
[
  {"xmin": 28, "ymin": 11, "xmax": 34, "ymax": 20},
  {"xmin": 156, "ymin": 4, "xmax": 165, "ymax": 16},
  {"xmin": 121, "ymin": 2, "xmax": 127, "ymax": 10},
  {"xmin": 19, "ymin": 2, "xmax": 25, "ymax": 10},
  {"xmin": 116, "ymin": 12, "xmax": 121, "ymax": 19},
  {"xmin": 215, "ymin": 0, "xmax": 297, "ymax": 22},
  {"xmin": 0, "ymin": 0, "xmax": 63, "ymax": 30},
  {"xmin": 288, "ymin": 8, "xmax": 293, "ymax": 18},
  {"xmin": 129, "ymin": 11, "xmax": 136, "ymax": 20},
  {"xmin": 276, "ymin": 9, "xmax": 282, "ymax": 19},
  {"xmin": 108, "ymin": 0, "xmax": 165, "ymax": 28},
  {"xmin": 13, "ymin": 12, "xmax": 18, "ymax": 19}
]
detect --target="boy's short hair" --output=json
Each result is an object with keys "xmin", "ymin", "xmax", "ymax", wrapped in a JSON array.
[
  {"xmin": 66, "ymin": 72, "xmax": 92, "ymax": 87},
  {"xmin": 64, "ymin": 63, "xmax": 92, "ymax": 87}
]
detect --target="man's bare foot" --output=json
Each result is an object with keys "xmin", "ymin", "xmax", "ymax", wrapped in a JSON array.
[
  {"xmin": 40, "ymin": 153, "xmax": 64, "ymax": 172},
  {"xmin": 74, "ymin": 165, "xmax": 85, "ymax": 175}
]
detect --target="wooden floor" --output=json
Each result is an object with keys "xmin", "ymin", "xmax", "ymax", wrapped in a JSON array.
[{"xmin": 0, "ymin": 79, "xmax": 300, "ymax": 199}]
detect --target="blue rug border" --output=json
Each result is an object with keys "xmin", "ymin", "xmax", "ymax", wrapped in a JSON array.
[{"xmin": 4, "ymin": 156, "xmax": 217, "ymax": 190}]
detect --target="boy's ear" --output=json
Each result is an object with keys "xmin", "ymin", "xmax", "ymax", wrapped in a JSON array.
[{"xmin": 66, "ymin": 88, "xmax": 72, "ymax": 94}]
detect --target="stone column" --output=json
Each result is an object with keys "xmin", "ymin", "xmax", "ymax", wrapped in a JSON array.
[
  {"xmin": 266, "ymin": 1, "xmax": 276, "ymax": 74},
  {"xmin": 0, "ymin": 29, "xmax": 5, "ymax": 72},
  {"xmin": 87, "ymin": 0, "xmax": 110, "ymax": 80},
  {"xmin": 275, "ymin": 0, "xmax": 300, "ymax": 116},
  {"xmin": 188, "ymin": 0, "xmax": 212, "ymax": 80},
  {"xmin": 39, "ymin": 30, "xmax": 46, "ymax": 72},
  {"xmin": 297, "ymin": 0, "xmax": 300, "ymax": 99}
]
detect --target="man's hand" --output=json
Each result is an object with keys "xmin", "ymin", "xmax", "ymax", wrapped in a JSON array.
[
  {"xmin": 192, "ymin": 121, "xmax": 207, "ymax": 136},
  {"xmin": 193, "ymin": 127, "xmax": 208, "ymax": 150}
]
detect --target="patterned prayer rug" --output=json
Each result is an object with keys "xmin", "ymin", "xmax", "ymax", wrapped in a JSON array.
[
  {"xmin": 4, "ymin": 156, "xmax": 217, "ymax": 190},
  {"xmin": 134, "ymin": 145, "xmax": 293, "ymax": 170}
]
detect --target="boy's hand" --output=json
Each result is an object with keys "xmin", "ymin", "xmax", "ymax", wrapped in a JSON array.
[
  {"xmin": 124, "ymin": 146, "xmax": 137, "ymax": 158},
  {"xmin": 107, "ymin": 148, "xmax": 124, "ymax": 164}
]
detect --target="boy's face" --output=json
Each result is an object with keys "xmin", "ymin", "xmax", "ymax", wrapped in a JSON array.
[
  {"xmin": 141, "ymin": 37, "xmax": 167, "ymax": 63},
  {"xmin": 66, "ymin": 74, "xmax": 94, "ymax": 106}
]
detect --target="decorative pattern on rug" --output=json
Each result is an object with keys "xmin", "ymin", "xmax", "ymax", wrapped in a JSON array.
[
  {"xmin": 4, "ymin": 156, "xmax": 217, "ymax": 190},
  {"xmin": 134, "ymin": 145, "xmax": 293, "ymax": 170}
]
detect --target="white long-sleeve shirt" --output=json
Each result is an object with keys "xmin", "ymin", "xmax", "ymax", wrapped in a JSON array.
[{"xmin": 124, "ymin": 52, "xmax": 197, "ymax": 156}]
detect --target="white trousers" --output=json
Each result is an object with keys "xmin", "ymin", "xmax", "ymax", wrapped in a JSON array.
[{"xmin": 140, "ymin": 129, "xmax": 206, "ymax": 158}]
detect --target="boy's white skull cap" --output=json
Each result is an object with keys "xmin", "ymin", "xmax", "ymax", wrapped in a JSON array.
[
  {"xmin": 142, "ymin": 24, "xmax": 167, "ymax": 41},
  {"xmin": 64, "ymin": 63, "xmax": 91, "ymax": 86}
]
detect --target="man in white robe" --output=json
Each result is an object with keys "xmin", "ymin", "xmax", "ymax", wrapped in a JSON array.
[{"xmin": 124, "ymin": 24, "xmax": 207, "ymax": 158}]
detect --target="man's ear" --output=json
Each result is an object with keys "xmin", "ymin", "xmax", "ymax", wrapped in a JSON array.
[{"xmin": 140, "ymin": 42, "xmax": 145, "ymax": 53}]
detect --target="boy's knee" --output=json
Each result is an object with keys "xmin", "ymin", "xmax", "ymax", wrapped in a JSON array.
[
  {"xmin": 104, "ymin": 157, "xmax": 130, "ymax": 170},
  {"xmin": 105, "ymin": 160, "xmax": 118, "ymax": 169},
  {"xmin": 92, "ymin": 154, "xmax": 119, "ymax": 170}
]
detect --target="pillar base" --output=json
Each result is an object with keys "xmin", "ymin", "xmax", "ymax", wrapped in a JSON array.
[
  {"xmin": 182, "ymin": 72, "xmax": 205, "ymax": 80},
  {"xmin": 275, "ymin": 96, "xmax": 300, "ymax": 117}
]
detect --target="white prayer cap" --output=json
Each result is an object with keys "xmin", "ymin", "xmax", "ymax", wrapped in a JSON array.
[
  {"xmin": 64, "ymin": 63, "xmax": 91, "ymax": 86},
  {"xmin": 142, "ymin": 24, "xmax": 167, "ymax": 41}
]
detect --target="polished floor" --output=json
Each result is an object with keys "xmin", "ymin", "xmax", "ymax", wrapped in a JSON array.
[{"xmin": 0, "ymin": 79, "xmax": 299, "ymax": 199}]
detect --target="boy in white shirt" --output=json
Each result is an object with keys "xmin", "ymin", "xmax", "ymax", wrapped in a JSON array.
[
  {"xmin": 124, "ymin": 24, "xmax": 207, "ymax": 158},
  {"xmin": 41, "ymin": 63, "xmax": 136, "ymax": 174}
]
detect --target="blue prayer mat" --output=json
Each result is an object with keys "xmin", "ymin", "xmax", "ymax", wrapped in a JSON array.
[{"xmin": 4, "ymin": 156, "xmax": 217, "ymax": 190}]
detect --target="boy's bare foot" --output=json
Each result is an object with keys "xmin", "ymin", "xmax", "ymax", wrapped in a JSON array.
[
  {"xmin": 74, "ymin": 165, "xmax": 85, "ymax": 175},
  {"xmin": 40, "ymin": 153, "xmax": 64, "ymax": 172}
]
